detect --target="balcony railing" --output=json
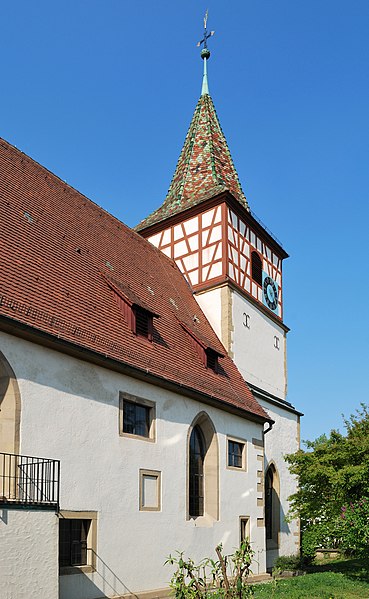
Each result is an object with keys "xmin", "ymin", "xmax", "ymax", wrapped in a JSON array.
[{"xmin": 0, "ymin": 452, "xmax": 60, "ymax": 509}]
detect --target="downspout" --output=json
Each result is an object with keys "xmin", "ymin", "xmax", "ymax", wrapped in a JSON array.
[{"xmin": 264, "ymin": 420, "xmax": 274, "ymax": 435}]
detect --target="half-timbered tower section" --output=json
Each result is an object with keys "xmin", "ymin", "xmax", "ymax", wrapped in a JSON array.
[{"xmin": 137, "ymin": 49, "xmax": 302, "ymax": 569}]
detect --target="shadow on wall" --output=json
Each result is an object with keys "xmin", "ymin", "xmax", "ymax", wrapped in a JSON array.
[
  {"xmin": 60, "ymin": 550, "xmax": 139, "ymax": 599},
  {"xmin": 0, "ymin": 350, "xmax": 21, "ymax": 455}
]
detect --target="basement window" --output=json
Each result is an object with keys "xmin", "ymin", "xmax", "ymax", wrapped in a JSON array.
[{"xmin": 59, "ymin": 511, "xmax": 97, "ymax": 574}]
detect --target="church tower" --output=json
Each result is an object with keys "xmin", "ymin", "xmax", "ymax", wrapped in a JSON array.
[{"xmin": 136, "ymin": 19, "xmax": 301, "ymax": 568}]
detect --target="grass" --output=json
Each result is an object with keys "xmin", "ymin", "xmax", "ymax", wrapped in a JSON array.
[{"xmin": 253, "ymin": 557, "xmax": 369, "ymax": 599}]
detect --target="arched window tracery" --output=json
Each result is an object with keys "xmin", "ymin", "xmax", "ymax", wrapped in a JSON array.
[
  {"xmin": 189, "ymin": 425, "xmax": 205, "ymax": 517},
  {"xmin": 187, "ymin": 412, "xmax": 219, "ymax": 522},
  {"xmin": 265, "ymin": 463, "xmax": 280, "ymax": 548}
]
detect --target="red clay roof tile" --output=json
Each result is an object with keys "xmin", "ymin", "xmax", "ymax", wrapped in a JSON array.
[{"xmin": 0, "ymin": 137, "xmax": 268, "ymax": 421}]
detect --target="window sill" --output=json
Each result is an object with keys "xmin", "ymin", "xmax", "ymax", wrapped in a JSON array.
[
  {"xmin": 120, "ymin": 431, "xmax": 155, "ymax": 443},
  {"xmin": 59, "ymin": 565, "xmax": 95, "ymax": 576},
  {"xmin": 188, "ymin": 514, "xmax": 216, "ymax": 528},
  {"xmin": 226, "ymin": 465, "xmax": 247, "ymax": 472}
]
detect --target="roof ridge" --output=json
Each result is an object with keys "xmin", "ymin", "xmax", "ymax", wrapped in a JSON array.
[
  {"xmin": 0, "ymin": 137, "xmax": 133, "ymax": 235},
  {"xmin": 206, "ymin": 96, "xmax": 248, "ymax": 205},
  {"xmin": 174, "ymin": 97, "xmax": 203, "ymax": 203},
  {"xmin": 204, "ymin": 95, "xmax": 220, "ymax": 185}
]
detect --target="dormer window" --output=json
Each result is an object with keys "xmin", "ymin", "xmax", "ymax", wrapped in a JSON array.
[
  {"xmin": 179, "ymin": 320, "xmax": 224, "ymax": 374},
  {"xmin": 134, "ymin": 307, "xmax": 153, "ymax": 341},
  {"xmin": 206, "ymin": 349, "xmax": 218, "ymax": 373},
  {"xmin": 103, "ymin": 275, "xmax": 159, "ymax": 343},
  {"xmin": 251, "ymin": 251, "xmax": 262, "ymax": 286}
]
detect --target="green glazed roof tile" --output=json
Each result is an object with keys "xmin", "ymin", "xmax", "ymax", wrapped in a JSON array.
[{"xmin": 136, "ymin": 93, "xmax": 249, "ymax": 231}]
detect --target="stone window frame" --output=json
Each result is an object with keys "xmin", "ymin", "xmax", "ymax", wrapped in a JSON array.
[
  {"xmin": 226, "ymin": 435, "xmax": 247, "ymax": 471},
  {"xmin": 265, "ymin": 462, "xmax": 281, "ymax": 550},
  {"xmin": 58, "ymin": 510, "xmax": 98, "ymax": 576},
  {"xmin": 139, "ymin": 469, "xmax": 162, "ymax": 512},
  {"xmin": 186, "ymin": 411, "xmax": 219, "ymax": 526},
  {"xmin": 239, "ymin": 515, "xmax": 250, "ymax": 543},
  {"xmin": 119, "ymin": 391, "xmax": 156, "ymax": 443}
]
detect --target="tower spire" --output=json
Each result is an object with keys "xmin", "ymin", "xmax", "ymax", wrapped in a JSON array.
[
  {"xmin": 135, "ymin": 13, "xmax": 249, "ymax": 233},
  {"xmin": 196, "ymin": 10, "xmax": 214, "ymax": 96}
]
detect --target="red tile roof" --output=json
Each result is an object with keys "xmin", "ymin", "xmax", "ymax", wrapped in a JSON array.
[
  {"xmin": 0, "ymin": 138, "xmax": 268, "ymax": 421},
  {"xmin": 136, "ymin": 94, "xmax": 249, "ymax": 231}
]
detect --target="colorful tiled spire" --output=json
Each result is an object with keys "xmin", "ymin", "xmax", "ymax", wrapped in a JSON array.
[{"xmin": 136, "ymin": 22, "xmax": 248, "ymax": 232}]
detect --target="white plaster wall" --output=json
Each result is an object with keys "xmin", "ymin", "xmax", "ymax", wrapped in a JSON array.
[
  {"xmin": 195, "ymin": 288, "xmax": 223, "ymax": 342},
  {"xmin": 231, "ymin": 290, "xmax": 286, "ymax": 399},
  {"xmin": 259, "ymin": 400, "xmax": 300, "ymax": 568},
  {"xmin": 0, "ymin": 508, "xmax": 58, "ymax": 599},
  {"xmin": 0, "ymin": 331, "xmax": 266, "ymax": 599}
]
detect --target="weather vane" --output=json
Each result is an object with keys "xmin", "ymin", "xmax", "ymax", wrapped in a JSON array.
[{"xmin": 197, "ymin": 9, "xmax": 215, "ymax": 57}]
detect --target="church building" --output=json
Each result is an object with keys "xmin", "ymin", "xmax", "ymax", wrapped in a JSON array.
[{"xmin": 0, "ymin": 33, "xmax": 301, "ymax": 599}]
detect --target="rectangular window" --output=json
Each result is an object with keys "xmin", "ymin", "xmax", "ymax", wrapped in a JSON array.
[
  {"xmin": 119, "ymin": 392, "xmax": 155, "ymax": 441},
  {"xmin": 124, "ymin": 400, "xmax": 150, "ymax": 437},
  {"xmin": 59, "ymin": 511, "xmax": 97, "ymax": 573},
  {"xmin": 139, "ymin": 469, "xmax": 161, "ymax": 511},
  {"xmin": 59, "ymin": 519, "xmax": 89, "ymax": 567},
  {"xmin": 240, "ymin": 516, "xmax": 250, "ymax": 543},
  {"xmin": 227, "ymin": 437, "xmax": 246, "ymax": 470}
]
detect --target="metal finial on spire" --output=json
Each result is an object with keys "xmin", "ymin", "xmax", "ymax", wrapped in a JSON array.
[{"xmin": 196, "ymin": 9, "xmax": 215, "ymax": 95}]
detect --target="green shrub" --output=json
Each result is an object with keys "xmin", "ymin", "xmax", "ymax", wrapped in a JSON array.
[
  {"xmin": 301, "ymin": 518, "xmax": 343, "ymax": 561},
  {"xmin": 341, "ymin": 498, "xmax": 369, "ymax": 557},
  {"xmin": 274, "ymin": 555, "xmax": 301, "ymax": 571}
]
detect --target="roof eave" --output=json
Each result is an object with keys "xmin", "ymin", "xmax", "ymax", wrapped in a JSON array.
[{"xmin": 0, "ymin": 314, "xmax": 269, "ymax": 425}]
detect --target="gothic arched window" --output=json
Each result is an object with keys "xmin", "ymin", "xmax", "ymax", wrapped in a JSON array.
[
  {"xmin": 189, "ymin": 425, "xmax": 205, "ymax": 517},
  {"xmin": 251, "ymin": 251, "xmax": 262, "ymax": 286}
]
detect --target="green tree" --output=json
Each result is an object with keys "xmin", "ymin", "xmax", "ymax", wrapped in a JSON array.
[{"xmin": 285, "ymin": 404, "xmax": 369, "ymax": 557}]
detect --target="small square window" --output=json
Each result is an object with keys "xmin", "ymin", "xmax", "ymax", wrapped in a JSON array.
[
  {"xmin": 59, "ymin": 511, "xmax": 97, "ymax": 574},
  {"xmin": 119, "ymin": 392, "xmax": 155, "ymax": 441},
  {"xmin": 227, "ymin": 438, "xmax": 246, "ymax": 470},
  {"xmin": 139, "ymin": 469, "xmax": 161, "ymax": 511}
]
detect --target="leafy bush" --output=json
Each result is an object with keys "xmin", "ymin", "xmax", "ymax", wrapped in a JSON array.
[
  {"xmin": 340, "ymin": 498, "xmax": 369, "ymax": 557},
  {"xmin": 165, "ymin": 540, "xmax": 255, "ymax": 598},
  {"xmin": 274, "ymin": 555, "xmax": 301, "ymax": 571},
  {"xmin": 301, "ymin": 518, "xmax": 343, "ymax": 561},
  {"xmin": 285, "ymin": 405, "xmax": 369, "ymax": 558}
]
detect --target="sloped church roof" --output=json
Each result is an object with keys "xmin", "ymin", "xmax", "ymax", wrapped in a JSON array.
[{"xmin": 0, "ymin": 138, "xmax": 268, "ymax": 422}]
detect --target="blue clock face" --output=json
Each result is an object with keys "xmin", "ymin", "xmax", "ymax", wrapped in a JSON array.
[{"xmin": 262, "ymin": 274, "xmax": 279, "ymax": 313}]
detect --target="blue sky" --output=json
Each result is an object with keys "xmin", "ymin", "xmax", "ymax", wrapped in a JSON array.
[{"xmin": 1, "ymin": 1, "xmax": 368, "ymax": 442}]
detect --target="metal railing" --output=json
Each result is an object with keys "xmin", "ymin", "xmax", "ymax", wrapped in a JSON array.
[
  {"xmin": 0, "ymin": 452, "xmax": 60, "ymax": 508},
  {"xmin": 249, "ymin": 210, "xmax": 284, "ymax": 249}
]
